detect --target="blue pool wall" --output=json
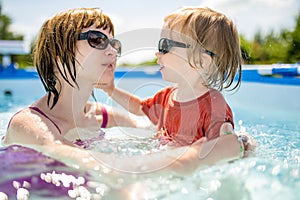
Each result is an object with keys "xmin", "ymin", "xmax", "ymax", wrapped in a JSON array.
[
  {"xmin": 1, "ymin": 63, "xmax": 300, "ymax": 85},
  {"xmin": 1, "ymin": 63, "xmax": 300, "ymax": 122}
]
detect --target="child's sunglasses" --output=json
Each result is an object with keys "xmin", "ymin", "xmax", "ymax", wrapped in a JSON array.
[
  {"xmin": 78, "ymin": 30, "xmax": 122, "ymax": 56},
  {"xmin": 158, "ymin": 38, "xmax": 216, "ymax": 57}
]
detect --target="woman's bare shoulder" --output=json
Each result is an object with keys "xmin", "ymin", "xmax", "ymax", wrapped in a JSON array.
[{"xmin": 4, "ymin": 108, "xmax": 57, "ymax": 146}]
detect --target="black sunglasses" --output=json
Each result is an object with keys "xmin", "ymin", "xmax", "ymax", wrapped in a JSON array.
[
  {"xmin": 158, "ymin": 38, "xmax": 216, "ymax": 57},
  {"xmin": 78, "ymin": 30, "xmax": 121, "ymax": 56}
]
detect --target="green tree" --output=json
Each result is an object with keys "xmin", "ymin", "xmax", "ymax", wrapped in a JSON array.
[
  {"xmin": 247, "ymin": 29, "xmax": 292, "ymax": 64},
  {"xmin": 244, "ymin": 31, "xmax": 267, "ymax": 64},
  {"xmin": 287, "ymin": 12, "xmax": 300, "ymax": 62},
  {"xmin": 263, "ymin": 30, "xmax": 290, "ymax": 63},
  {"xmin": 0, "ymin": 3, "xmax": 32, "ymax": 68},
  {"xmin": 239, "ymin": 35, "xmax": 252, "ymax": 63},
  {"xmin": 0, "ymin": 5, "xmax": 23, "ymax": 40}
]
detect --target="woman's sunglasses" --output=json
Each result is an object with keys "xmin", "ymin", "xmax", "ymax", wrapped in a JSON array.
[
  {"xmin": 78, "ymin": 30, "xmax": 122, "ymax": 56},
  {"xmin": 158, "ymin": 38, "xmax": 216, "ymax": 57}
]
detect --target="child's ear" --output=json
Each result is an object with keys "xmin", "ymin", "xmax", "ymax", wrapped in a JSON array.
[{"xmin": 195, "ymin": 53, "xmax": 212, "ymax": 69}]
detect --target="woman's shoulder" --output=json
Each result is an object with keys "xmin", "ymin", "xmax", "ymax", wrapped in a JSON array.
[
  {"xmin": 3, "ymin": 109, "xmax": 33, "ymax": 145},
  {"xmin": 4, "ymin": 107, "xmax": 58, "ymax": 146},
  {"xmin": 7, "ymin": 107, "xmax": 36, "ymax": 130}
]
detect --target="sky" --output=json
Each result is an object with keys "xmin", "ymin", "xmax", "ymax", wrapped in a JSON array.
[{"xmin": 1, "ymin": 0, "xmax": 300, "ymax": 64}]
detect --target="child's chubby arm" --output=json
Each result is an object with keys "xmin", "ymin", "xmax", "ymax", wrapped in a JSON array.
[
  {"xmin": 95, "ymin": 80, "xmax": 145, "ymax": 116},
  {"xmin": 167, "ymin": 134, "xmax": 244, "ymax": 175},
  {"xmin": 105, "ymin": 133, "xmax": 248, "ymax": 176},
  {"xmin": 91, "ymin": 133, "xmax": 253, "ymax": 176}
]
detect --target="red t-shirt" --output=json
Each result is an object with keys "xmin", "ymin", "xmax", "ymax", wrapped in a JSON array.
[{"xmin": 141, "ymin": 86, "xmax": 234, "ymax": 145}]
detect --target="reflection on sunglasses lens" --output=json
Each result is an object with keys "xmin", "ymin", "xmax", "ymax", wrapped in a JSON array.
[
  {"xmin": 89, "ymin": 34, "xmax": 106, "ymax": 48},
  {"xmin": 81, "ymin": 31, "xmax": 121, "ymax": 56}
]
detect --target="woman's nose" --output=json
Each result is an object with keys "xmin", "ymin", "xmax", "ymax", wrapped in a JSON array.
[{"xmin": 104, "ymin": 44, "xmax": 117, "ymax": 56}]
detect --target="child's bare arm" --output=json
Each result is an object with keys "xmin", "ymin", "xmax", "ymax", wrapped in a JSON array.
[
  {"xmin": 109, "ymin": 87, "xmax": 145, "ymax": 116},
  {"xmin": 96, "ymin": 81, "xmax": 145, "ymax": 116},
  {"xmin": 220, "ymin": 122, "xmax": 257, "ymax": 157}
]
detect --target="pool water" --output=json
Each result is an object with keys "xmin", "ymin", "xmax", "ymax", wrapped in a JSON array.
[{"xmin": 0, "ymin": 83, "xmax": 299, "ymax": 200}]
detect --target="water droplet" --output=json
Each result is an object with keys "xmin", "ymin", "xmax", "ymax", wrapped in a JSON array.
[
  {"xmin": 272, "ymin": 165, "xmax": 280, "ymax": 176},
  {"xmin": 0, "ymin": 192, "xmax": 8, "ymax": 200}
]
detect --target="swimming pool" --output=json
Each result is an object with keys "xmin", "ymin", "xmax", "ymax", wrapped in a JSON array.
[{"xmin": 0, "ymin": 64, "xmax": 299, "ymax": 199}]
